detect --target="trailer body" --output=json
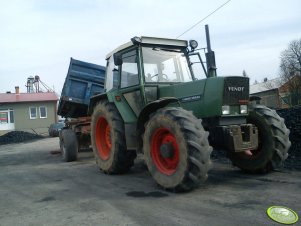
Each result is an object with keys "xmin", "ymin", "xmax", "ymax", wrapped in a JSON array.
[{"xmin": 57, "ymin": 58, "xmax": 106, "ymax": 118}]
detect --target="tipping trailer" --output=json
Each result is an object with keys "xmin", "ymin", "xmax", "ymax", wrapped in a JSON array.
[{"xmin": 58, "ymin": 58, "xmax": 106, "ymax": 161}]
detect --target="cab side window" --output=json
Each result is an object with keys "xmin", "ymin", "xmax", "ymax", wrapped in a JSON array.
[{"xmin": 120, "ymin": 49, "xmax": 139, "ymax": 88}]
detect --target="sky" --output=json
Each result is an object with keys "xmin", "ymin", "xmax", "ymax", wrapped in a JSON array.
[{"xmin": 0, "ymin": 0, "xmax": 301, "ymax": 95}]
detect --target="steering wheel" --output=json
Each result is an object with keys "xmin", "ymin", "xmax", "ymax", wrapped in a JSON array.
[{"xmin": 151, "ymin": 73, "xmax": 169, "ymax": 82}]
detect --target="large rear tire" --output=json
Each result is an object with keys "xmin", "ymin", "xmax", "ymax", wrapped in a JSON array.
[
  {"xmin": 91, "ymin": 101, "xmax": 136, "ymax": 174},
  {"xmin": 61, "ymin": 129, "xmax": 78, "ymax": 162},
  {"xmin": 229, "ymin": 105, "xmax": 291, "ymax": 173},
  {"xmin": 143, "ymin": 107, "xmax": 212, "ymax": 192}
]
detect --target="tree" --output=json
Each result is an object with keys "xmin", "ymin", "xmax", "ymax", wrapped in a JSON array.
[{"xmin": 279, "ymin": 38, "xmax": 301, "ymax": 106}]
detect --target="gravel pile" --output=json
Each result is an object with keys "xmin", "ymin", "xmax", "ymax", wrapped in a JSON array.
[
  {"xmin": 277, "ymin": 105, "xmax": 301, "ymax": 170},
  {"xmin": 0, "ymin": 131, "xmax": 44, "ymax": 145}
]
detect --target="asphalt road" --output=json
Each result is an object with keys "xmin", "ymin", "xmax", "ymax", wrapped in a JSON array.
[{"xmin": 0, "ymin": 137, "xmax": 300, "ymax": 226}]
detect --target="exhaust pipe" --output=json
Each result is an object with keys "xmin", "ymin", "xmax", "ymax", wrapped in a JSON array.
[{"xmin": 205, "ymin": 25, "xmax": 217, "ymax": 77}]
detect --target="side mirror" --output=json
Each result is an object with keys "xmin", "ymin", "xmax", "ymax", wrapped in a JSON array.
[
  {"xmin": 113, "ymin": 53, "xmax": 123, "ymax": 66},
  {"xmin": 113, "ymin": 68, "xmax": 119, "ymax": 89}
]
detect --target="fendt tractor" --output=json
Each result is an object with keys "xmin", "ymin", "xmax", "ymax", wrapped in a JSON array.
[{"xmin": 58, "ymin": 25, "xmax": 291, "ymax": 192}]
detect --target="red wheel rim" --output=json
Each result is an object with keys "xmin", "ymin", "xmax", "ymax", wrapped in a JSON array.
[
  {"xmin": 95, "ymin": 117, "xmax": 111, "ymax": 160},
  {"xmin": 151, "ymin": 128, "xmax": 179, "ymax": 175}
]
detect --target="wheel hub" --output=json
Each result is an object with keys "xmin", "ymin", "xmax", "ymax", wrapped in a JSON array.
[
  {"xmin": 151, "ymin": 128, "xmax": 180, "ymax": 175},
  {"xmin": 160, "ymin": 142, "xmax": 174, "ymax": 158}
]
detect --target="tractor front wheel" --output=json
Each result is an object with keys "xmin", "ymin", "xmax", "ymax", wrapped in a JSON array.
[
  {"xmin": 229, "ymin": 105, "xmax": 291, "ymax": 173},
  {"xmin": 91, "ymin": 101, "xmax": 136, "ymax": 174},
  {"xmin": 143, "ymin": 107, "xmax": 212, "ymax": 192}
]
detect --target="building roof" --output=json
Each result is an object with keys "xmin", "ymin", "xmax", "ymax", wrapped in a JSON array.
[
  {"xmin": 0, "ymin": 92, "xmax": 58, "ymax": 104},
  {"xmin": 250, "ymin": 78, "xmax": 282, "ymax": 94}
]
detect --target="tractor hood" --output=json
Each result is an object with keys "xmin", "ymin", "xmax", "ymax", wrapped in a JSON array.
[{"xmin": 158, "ymin": 76, "xmax": 250, "ymax": 119}]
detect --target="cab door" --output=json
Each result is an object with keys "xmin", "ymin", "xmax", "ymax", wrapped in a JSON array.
[{"xmin": 111, "ymin": 48, "xmax": 145, "ymax": 123}]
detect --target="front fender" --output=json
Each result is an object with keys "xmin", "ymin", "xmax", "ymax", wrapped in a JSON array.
[
  {"xmin": 138, "ymin": 97, "xmax": 179, "ymax": 126},
  {"xmin": 136, "ymin": 97, "xmax": 180, "ymax": 152}
]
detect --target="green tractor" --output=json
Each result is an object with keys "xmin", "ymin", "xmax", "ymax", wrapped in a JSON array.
[{"xmin": 88, "ymin": 25, "xmax": 290, "ymax": 191}]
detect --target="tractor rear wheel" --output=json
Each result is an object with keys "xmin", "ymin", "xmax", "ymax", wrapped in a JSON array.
[
  {"xmin": 91, "ymin": 101, "xmax": 136, "ymax": 174},
  {"xmin": 229, "ymin": 105, "xmax": 291, "ymax": 173},
  {"xmin": 143, "ymin": 107, "xmax": 212, "ymax": 192},
  {"xmin": 61, "ymin": 129, "xmax": 78, "ymax": 162}
]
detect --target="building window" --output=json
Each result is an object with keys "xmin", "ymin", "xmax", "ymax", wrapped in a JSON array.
[
  {"xmin": 39, "ymin": 106, "xmax": 47, "ymax": 118},
  {"xmin": 29, "ymin": 107, "xmax": 37, "ymax": 119},
  {"xmin": 0, "ymin": 111, "xmax": 8, "ymax": 123},
  {"xmin": 9, "ymin": 110, "xmax": 14, "ymax": 123}
]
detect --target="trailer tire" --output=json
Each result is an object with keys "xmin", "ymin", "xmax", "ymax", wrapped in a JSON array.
[
  {"xmin": 91, "ymin": 101, "xmax": 136, "ymax": 174},
  {"xmin": 59, "ymin": 130, "xmax": 63, "ymax": 152},
  {"xmin": 61, "ymin": 129, "xmax": 78, "ymax": 162},
  {"xmin": 229, "ymin": 105, "xmax": 291, "ymax": 173},
  {"xmin": 143, "ymin": 107, "xmax": 212, "ymax": 192}
]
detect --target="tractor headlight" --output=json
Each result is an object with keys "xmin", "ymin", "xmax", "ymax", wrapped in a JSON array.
[
  {"xmin": 189, "ymin": 40, "xmax": 198, "ymax": 50},
  {"xmin": 222, "ymin": 105, "xmax": 230, "ymax": 115},
  {"xmin": 240, "ymin": 105, "xmax": 248, "ymax": 114}
]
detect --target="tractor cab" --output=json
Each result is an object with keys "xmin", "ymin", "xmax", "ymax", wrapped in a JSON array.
[
  {"xmin": 104, "ymin": 36, "xmax": 197, "ymax": 106},
  {"xmin": 105, "ymin": 36, "xmax": 195, "ymax": 88},
  {"xmin": 100, "ymin": 36, "xmax": 205, "ymax": 127}
]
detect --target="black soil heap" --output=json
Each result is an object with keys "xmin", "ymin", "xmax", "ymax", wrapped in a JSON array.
[
  {"xmin": 277, "ymin": 105, "xmax": 301, "ymax": 170},
  {"xmin": 0, "ymin": 131, "xmax": 44, "ymax": 145}
]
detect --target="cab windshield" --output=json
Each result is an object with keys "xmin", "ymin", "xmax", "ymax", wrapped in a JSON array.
[{"xmin": 142, "ymin": 47, "xmax": 193, "ymax": 83}]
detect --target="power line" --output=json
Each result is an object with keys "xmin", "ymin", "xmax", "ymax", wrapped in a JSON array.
[{"xmin": 176, "ymin": 0, "xmax": 232, "ymax": 38}]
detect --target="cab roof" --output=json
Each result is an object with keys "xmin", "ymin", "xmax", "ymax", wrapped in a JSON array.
[{"xmin": 106, "ymin": 36, "xmax": 188, "ymax": 59}]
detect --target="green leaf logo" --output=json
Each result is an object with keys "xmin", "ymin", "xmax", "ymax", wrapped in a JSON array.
[{"xmin": 267, "ymin": 206, "xmax": 298, "ymax": 224}]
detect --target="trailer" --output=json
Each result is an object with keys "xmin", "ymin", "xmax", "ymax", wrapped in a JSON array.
[{"xmin": 58, "ymin": 58, "xmax": 106, "ymax": 161}]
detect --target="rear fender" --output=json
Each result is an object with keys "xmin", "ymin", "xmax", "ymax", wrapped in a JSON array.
[{"xmin": 88, "ymin": 93, "xmax": 108, "ymax": 115}]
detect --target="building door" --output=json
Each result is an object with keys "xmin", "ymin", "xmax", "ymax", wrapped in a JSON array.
[{"xmin": 0, "ymin": 110, "xmax": 15, "ymax": 131}]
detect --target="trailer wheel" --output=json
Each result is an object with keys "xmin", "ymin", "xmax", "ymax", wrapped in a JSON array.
[
  {"xmin": 143, "ymin": 107, "xmax": 212, "ymax": 192},
  {"xmin": 91, "ymin": 101, "xmax": 136, "ymax": 174},
  {"xmin": 59, "ymin": 130, "xmax": 63, "ymax": 152},
  {"xmin": 61, "ymin": 129, "xmax": 78, "ymax": 162},
  {"xmin": 229, "ymin": 105, "xmax": 291, "ymax": 173}
]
